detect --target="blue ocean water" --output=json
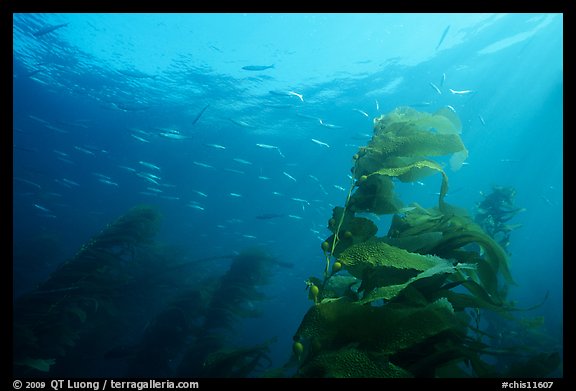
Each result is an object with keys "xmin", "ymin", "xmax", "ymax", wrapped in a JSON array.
[{"xmin": 12, "ymin": 13, "xmax": 563, "ymax": 377}]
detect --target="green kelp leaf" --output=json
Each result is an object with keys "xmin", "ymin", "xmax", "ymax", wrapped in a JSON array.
[
  {"xmin": 433, "ymin": 229, "xmax": 514, "ymax": 287},
  {"xmin": 324, "ymin": 207, "xmax": 378, "ymax": 256},
  {"xmin": 294, "ymin": 298, "xmax": 461, "ymax": 357},
  {"xmin": 338, "ymin": 240, "xmax": 443, "ymax": 280},
  {"xmin": 369, "ymin": 159, "xmax": 449, "ymax": 209},
  {"xmin": 348, "ymin": 174, "xmax": 403, "ymax": 215},
  {"xmin": 360, "ymin": 261, "xmax": 476, "ymax": 304},
  {"xmin": 297, "ymin": 347, "xmax": 413, "ymax": 378}
]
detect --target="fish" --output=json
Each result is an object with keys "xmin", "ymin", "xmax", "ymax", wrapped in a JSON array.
[
  {"xmin": 479, "ymin": 115, "xmax": 486, "ymax": 126},
  {"xmin": 283, "ymin": 172, "xmax": 297, "ymax": 182},
  {"xmin": 192, "ymin": 104, "xmax": 210, "ymax": 125},
  {"xmin": 258, "ymin": 176, "xmax": 271, "ymax": 180},
  {"xmin": 205, "ymin": 143, "xmax": 226, "ymax": 150},
  {"xmin": 194, "ymin": 190, "xmax": 208, "ymax": 197},
  {"xmin": 131, "ymin": 134, "xmax": 150, "ymax": 143},
  {"xmin": 233, "ymin": 158, "xmax": 252, "ymax": 165},
  {"xmin": 193, "ymin": 161, "xmax": 214, "ymax": 169},
  {"xmin": 287, "ymin": 214, "xmax": 303, "ymax": 220},
  {"xmin": 352, "ymin": 109, "xmax": 369, "ymax": 117},
  {"xmin": 228, "ymin": 118, "xmax": 256, "ymax": 128},
  {"xmin": 318, "ymin": 119, "xmax": 342, "ymax": 129},
  {"xmin": 375, "ymin": 99, "xmax": 380, "ymax": 112},
  {"xmin": 269, "ymin": 90, "xmax": 303, "ymax": 102},
  {"xmin": 440, "ymin": 73, "xmax": 446, "ymax": 87},
  {"xmin": 287, "ymin": 91, "xmax": 304, "ymax": 102},
  {"xmin": 429, "ymin": 82, "xmax": 442, "ymax": 95},
  {"xmin": 436, "ymin": 25, "xmax": 450, "ymax": 51},
  {"xmin": 62, "ymin": 178, "xmax": 80, "ymax": 187},
  {"xmin": 256, "ymin": 143, "xmax": 285, "ymax": 157},
  {"xmin": 14, "ymin": 177, "xmax": 42, "ymax": 190},
  {"xmin": 159, "ymin": 132, "xmax": 193, "ymax": 140},
  {"xmin": 242, "ymin": 234, "xmax": 257, "ymax": 239},
  {"xmin": 139, "ymin": 161, "xmax": 161, "ymax": 171},
  {"xmin": 33, "ymin": 23, "xmax": 69, "ymax": 37},
  {"xmin": 229, "ymin": 193, "xmax": 242, "ymax": 197},
  {"xmin": 311, "ymin": 138, "xmax": 330, "ymax": 148},
  {"xmin": 242, "ymin": 64, "xmax": 275, "ymax": 71},
  {"xmin": 187, "ymin": 204, "xmax": 205, "ymax": 211},
  {"xmin": 291, "ymin": 198, "xmax": 310, "ymax": 205},
  {"xmin": 33, "ymin": 203, "xmax": 52, "ymax": 213},
  {"xmin": 73, "ymin": 146, "xmax": 95, "ymax": 155},
  {"xmin": 224, "ymin": 168, "xmax": 245, "ymax": 175},
  {"xmin": 98, "ymin": 179, "xmax": 119, "ymax": 187},
  {"xmin": 333, "ymin": 185, "xmax": 346, "ymax": 191},
  {"xmin": 449, "ymin": 88, "xmax": 474, "ymax": 95}
]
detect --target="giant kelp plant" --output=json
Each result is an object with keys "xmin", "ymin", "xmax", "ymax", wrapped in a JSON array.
[
  {"xmin": 13, "ymin": 205, "xmax": 165, "ymax": 376},
  {"xmin": 291, "ymin": 107, "xmax": 560, "ymax": 378},
  {"xmin": 13, "ymin": 204, "xmax": 280, "ymax": 378}
]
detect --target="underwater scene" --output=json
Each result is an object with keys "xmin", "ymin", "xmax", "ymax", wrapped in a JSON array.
[{"xmin": 12, "ymin": 13, "xmax": 563, "ymax": 379}]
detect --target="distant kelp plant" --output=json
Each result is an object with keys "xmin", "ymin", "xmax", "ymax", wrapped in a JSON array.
[
  {"xmin": 13, "ymin": 205, "xmax": 164, "ymax": 376},
  {"xmin": 13, "ymin": 203, "xmax": 281, "ymax": 378},
  {"xmin": 290, "ymin": 107, "xmax": 560, "ymax": 378}
]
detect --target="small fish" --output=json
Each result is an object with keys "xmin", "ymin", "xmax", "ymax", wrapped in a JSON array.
[
  {"xmin": 258, "ymin": 176, "xmax": 271, "ymax": 180},
  {"xmin": 62, "ymin": 178, "xmax": 80, "ymax": 187},
  {"xmin": 118, "ymin": 165, "xmax": 137, "ymax": 173},
  {"xmin": 193, "ymin": 161, "xmax": 214, "ymax": 169},
  {"xmin": 194, "ymin": 190, "xmax": 208, "ymax": 197},
  {"xmin": 229, "ymin": 192, "xmax": 242, "ymax": 197},
  {"xmin": 375, "ymin": 99, "xmax": 380, "ymax": 112},
  {"xmin": 131, "ymin": 134, "xmax": 150, "ymax": 143},
  {"xmin": 311, "ymin": 138, "xmax": 330, "ymax": 148},
  {"xmin": 233, "ymin": 158, "xmax": 252, "ymax": 165},
  {"xmin": 291, "ymin": 197, "xmax": 310, "ymax": 205},
  {"xmin": 14, "ymin": 177, "xmax": 42, "ymax": 190},
  {"xmin": 73, "ymin": 146, "xmax": 95, "ymax": 155},
  {"xmin": 352, "ymin": 109, "xmax": 369, "ymax": 117},
  {"xmin": 287, "ymin": 214, "xmax": 303, "ymax": 220},
  {"xmin": 318, "ymin": 119, "xmax": 342, "ymax": 129},
  {"xmin": 256, "ymin": 143, "xmax": 285, "ymax": 157},
  {"xmin": 159, "ymin": 132, "xmax": 192, "ymax": 140},
  {"xmin": 436, "ymin": 25, "xmax": 450, "ymax": 51},
  {"xmin": 242, "ymin": 234, "xmax": 257, "ymax": 239},
  {"xmin": 479, "ymin": 115, "xmax": 486, "ymax": 126},
  {"xmin": 333, "ymin": 185, "xmax": 346, "ymax": 191},
  {"xmin": 287, "ymin": 91, "xmax": 304, "ymax": 102},
  {"xmin": 224, "ymin": 168, "xmax": 245, "ymax": 175},
  {"xmin": 242, "ymin": 64, "xmax": 275, "ymax": 71},
  {"xmin": 229, "ymin": 118, "xmax": 256, "ymax": 128},
  {"xmin": 139, "ymin": 161, "xmax": 161, "ymax": 171},
  {"xmin": 33, "ymin": 203, "xmax": 52, "ymax": 213},
  {"xmin": 272, "ymin": 191, "xmax": 283, "ymax": 196},
  {"xmin": 429, "ymin": 82, "xmax": 442, "ymax": 95},
  {"xmin": 449, "ymin": 88, "xmax": 474, "ymax": 95},
  {"xmin": 191, "ymin": 104, "xmax": 210, "ymax": 126},
  {"xmin": 440, "ymin": 72, "xmax": 446, "ymax": 87},
  {"xmin": 92, "ymin": 173, "xmax": 111, "ymax": 180},
  {"xmin": 187, "ymin": 204, "xmax": 205, "ymax": 211},
  {"xmin": 33, "ymin": 23, "xmax": 69, "ymax": 37},
  {"xmin": 98, "ymin": 179, "xmax": 119, "ymax": 187},
  {"xmin": 136, "ymin": 174, "xmax": 160, "ymax": 185},
  {"xmin": 205, "ymin": 143, "xmax": 226, "ymax": 150},
  {"xmin": 283, "ymin": 172, "xmax": 297, "ymax": 182}
]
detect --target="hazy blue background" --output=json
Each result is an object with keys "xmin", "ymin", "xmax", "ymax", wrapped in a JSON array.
[{"xmin": 13, "ymin": 13, "xmax": 563, "ymax": 371}]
